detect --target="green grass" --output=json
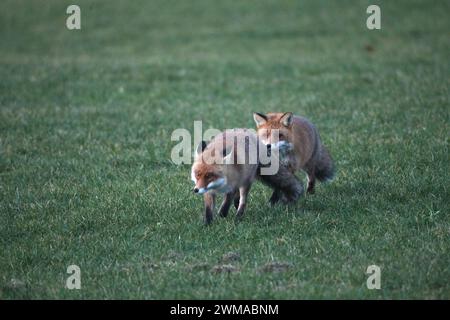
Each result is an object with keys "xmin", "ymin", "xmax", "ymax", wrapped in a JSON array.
[{"xmin": 0, "ymin": 0, "xmax": 449, "ymax": 299}]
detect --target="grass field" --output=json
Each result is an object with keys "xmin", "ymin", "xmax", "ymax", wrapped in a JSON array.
[{"xmin": 0, "ymin": 0, "xmax": 449, "ymax": 299}]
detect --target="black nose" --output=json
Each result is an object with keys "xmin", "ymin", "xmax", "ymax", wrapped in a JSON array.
[{"xmin": 193, "ymin": 187, "xmax": 199, "ymax": 193}]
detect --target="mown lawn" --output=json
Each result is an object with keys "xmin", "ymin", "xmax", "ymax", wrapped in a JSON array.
[{"xmin": 0, "ymin": 0, "xmax": 449, "ymax": 299}]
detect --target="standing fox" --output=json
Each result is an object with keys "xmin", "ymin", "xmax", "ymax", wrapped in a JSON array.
[
  {"xmin": 253, "ymin": 112, "xmax": 335, "ymax": 200},
  {"xmin": 191, "ymin": 128, "xmax": 303, "ymax": 224}
]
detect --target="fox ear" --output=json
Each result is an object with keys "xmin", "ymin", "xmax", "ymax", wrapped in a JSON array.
[
  {"xmin": 280, "ymin": 112, "xmax": 293, "ymax": 127},
  {"xmin": 253, "ymin": 112, "xmax": 267, "ymax": 127},
  {"xmin": 196, "ymin": 140, "xmax": 207, "ymax": 155}
]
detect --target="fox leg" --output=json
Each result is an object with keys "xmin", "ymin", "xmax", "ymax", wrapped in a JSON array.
[
  {"xmin": 269, "ymin": 189, "xmax": 282, "ymax": 205},
  {"xmin": 203, "ymin": 193, "xmax": 215, "ymax": 224},
  {"xmin": 233, "ymin": 191, "xmax": 240, "ymax": 209},
  {"xmin": 303, "ymin": 162, "xmax": 316, "ymax": 194},
  {"xmin": 236, "ymin": 185, "xmax": 251, "ymax": 219},
  {"xmin": 258, "ymin": 162, "xmax": 303, "ymax": 204},
  {"xmin": 218, "ymin": 191, "xmax": 234, "ymax": 218},
  {"xmin": 306, "ymin": 171, "xmax": 316, "ymax": 194}
]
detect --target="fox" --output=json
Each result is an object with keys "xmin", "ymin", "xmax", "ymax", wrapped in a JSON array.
[
  {"xmin": 191, "ymin": 128, "xmax": 303, "ymax": 224},
  {"xmin": 253, "ymin": 112, "xmax": 335, "ymax": 202}
]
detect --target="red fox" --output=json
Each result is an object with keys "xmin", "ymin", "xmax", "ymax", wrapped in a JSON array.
[
  {"xmin": 191, "ymin": 128, "xmax": 303, "ymax": 224},
  {"xmin": 253, "ymin": 112, "xmax": 335, "ymax": 198}
]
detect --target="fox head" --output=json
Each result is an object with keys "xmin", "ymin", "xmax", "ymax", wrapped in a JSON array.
[
  {"xmin": 191, "ymin": 140, "xmax": 232, "ymax": 194},
  {"xmin": 253, "ymin": 112, "xmax": 294, "ymax": 151}
]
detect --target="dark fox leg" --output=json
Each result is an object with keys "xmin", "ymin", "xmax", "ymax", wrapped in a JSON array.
[
  {"xmin": 236, "ymin": 185, "xmax": 251, "ymax": 220},
  {"xmin": 233, "ymin": 191, "xmax": 240, "ymax": 209},
  {"xmin": 218, "ymin": 191, "xmax": 234, "ymax": 218},
  {"xmin": 281, "ymin": 178, "xmax": 304, "ymax": 203},
  {"xmin": 258, "ymin": 164, "xmax": 304, "ymax": 204},
  {"xmin": 269, "ymin": 189, "xmax": 282, "ymax": 205},
  {"xmin": 304, "ymin": 145, "xmax": 335, "ymax": 194},
  {"xmin": 304, "ymin": 157, "xmax": 317, "ymax": 194},
  {"xmin": 306, "ymin": 170, "xmax": 316, "ymax": 194},
  {"xmin": 203, "ymin": 193, "xmax": 215, "ymax": 225}
]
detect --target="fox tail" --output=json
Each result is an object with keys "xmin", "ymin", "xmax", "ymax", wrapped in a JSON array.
[{"xmin": 315, "ymin": 145, "xmax": 335, "ymax": 182}]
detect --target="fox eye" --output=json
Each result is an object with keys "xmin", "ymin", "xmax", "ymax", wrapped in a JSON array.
[{"xmin": 206, "ymin": 173, "xmax": 213, "ymax": 179}]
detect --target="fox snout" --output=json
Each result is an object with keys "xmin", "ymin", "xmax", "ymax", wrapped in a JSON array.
[
  {"xmin": 193, "ymin": 186, "xmax": 207, "ymax": 194},
  {"xmin": 192, "ymin": 178, "xmax": 227, "ymax": 195},
  {"xmin": 263, "ymin": 140, "xmax": 292, "ymax": 157},
  {"xmin": 271, "ymin": 140, "xmax": 293, "ymax": 152}
]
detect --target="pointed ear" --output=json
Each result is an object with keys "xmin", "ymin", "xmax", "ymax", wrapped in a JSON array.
[
  {"xmin": 280, "ymin": 112, "xmax": 293, "ymax": 127},
  {"xmin": 196, "ymin": 140, "xmax": 207, "ymax": 155},
  {"xmin": 222, "ymin": 146, "xmax": 233, "ymax": 164},
  {"xmin": 253, "ymin": 112, "xmax": 267, "ymax": 127}
]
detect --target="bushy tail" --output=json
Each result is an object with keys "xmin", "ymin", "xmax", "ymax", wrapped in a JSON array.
[{"xmin": 315, "ymin": 145, "xmax": 335, "ymax": 182}]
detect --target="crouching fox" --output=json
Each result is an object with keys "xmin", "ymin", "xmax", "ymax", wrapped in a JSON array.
[
  {"xmin": 253, "ymin": 112, "xmax": 335, "ymax": 199},
  {"xmin": 191, "ymin": 128, "xmax": 303, "ymax": 224}
]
